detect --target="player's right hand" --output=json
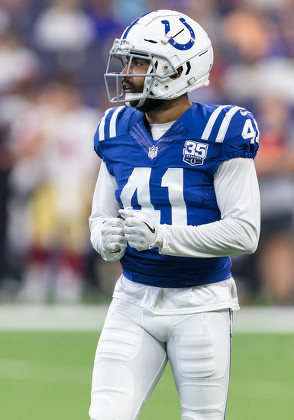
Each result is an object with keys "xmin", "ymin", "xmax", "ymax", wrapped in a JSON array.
[{"xmin": 100, "ymin": 218, "xmax": 127, "ymax": 261}]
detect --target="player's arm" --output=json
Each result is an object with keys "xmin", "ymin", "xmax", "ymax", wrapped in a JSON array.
[
  {"xmin": 158, "ymin": 157, "xmax": 260, "ymax": 257},
  {"xmin": 89, "ymin": 160, "xmax": 126, "ymax": 261},
  {"xmin": 120, "ymin": 157, "xmax": 260, "ymax": 257}
]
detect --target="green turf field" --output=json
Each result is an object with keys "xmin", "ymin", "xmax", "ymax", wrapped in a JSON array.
[{"xmin": 0, "ymin": 332, "xmax": 294, "ymax": 420}]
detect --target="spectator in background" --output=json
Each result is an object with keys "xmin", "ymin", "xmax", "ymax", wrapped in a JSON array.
[
  {"xmin": 221, "ymin": 8, "xmax": 294, "ymax": 108},
  {"xmin": 254, "ymin": 94, "xmax": 294, "ymax": 304},
  {"xmin": 0, "ymin": 27, "xmax": 40, "ymax": 93},
  {"xmin": 0, "ymin": 0, "xmax": 42, "ymax": 41},
  {"xmin": 0, "ymin": 22, "xmax": 40, "ymax": 295},
  {"xmin": 220, "ymin": 9, "xmax": 272, "ymax": 109},
  {"xmin": 0, "ymin": 85, "xmax": 32, "ymax": 293},
  {"xmin": 278, "ymin": 0, "xmax": 294, "ymax": 57},
  {"xmin": 86, "ymin": 0, "xmax": 124, "ymax": 41},
  {"xmin": 0, "ymin": 5, "xmax": 9, "ymax": 33},
  {"xmin": 8, "ymin": 82, "xmax": 100, "ymax": 302},
  {"xmin": 0, "ymin": 108, "xmax": 13, "ymax": 292},
  {"xmin": 33, "ymin": 0, "xmax": 95, "ymax": 81},
  {"xmin": 82, "ymin": 0, "xmax": 124, "ymax": 106}
]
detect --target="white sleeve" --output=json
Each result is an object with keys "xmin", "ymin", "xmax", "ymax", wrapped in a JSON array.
[
  {"xmin": 89, "ymin": 160, "xmax": 121, "ymax": 253},
  {"xmin": 159, "ymin": 158, "xmax": 260, "ymax": 258}
]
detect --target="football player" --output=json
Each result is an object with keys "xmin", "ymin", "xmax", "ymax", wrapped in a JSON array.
[{"xmin": 89, "ymin": 9, "xmax": 260, "ymax": 420}]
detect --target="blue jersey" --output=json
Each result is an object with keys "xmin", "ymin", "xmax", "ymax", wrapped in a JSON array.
[{"xmin": 94, "ymin": 103, "xmax": 259, "ymax": 287}]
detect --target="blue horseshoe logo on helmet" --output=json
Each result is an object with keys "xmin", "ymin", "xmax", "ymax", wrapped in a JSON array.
[{"xmin": 161, "ymin": 18, "xmax": 195, "ymax": 50}]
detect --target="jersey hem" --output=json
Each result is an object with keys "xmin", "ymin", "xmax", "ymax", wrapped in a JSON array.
[{"xmin": 111, "ymin": 295, "xmax": 240, "ymax": 315}]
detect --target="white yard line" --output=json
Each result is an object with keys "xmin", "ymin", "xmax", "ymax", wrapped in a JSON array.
[
  {"xmin": 0, "ymin": 304, "xmax": 109, "ymax": 331},
  {"xmin": 0, "ymin": 305, "xmax": 294, "ymax": 332},
  {"xmin": 233, "ymin": 307, "xmax": 294, "ymax": 333}
]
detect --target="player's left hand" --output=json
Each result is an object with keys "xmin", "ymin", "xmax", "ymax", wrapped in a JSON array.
[{"xmin": 119, "ymin": 208, "xmax": 161, "ymax": 251}]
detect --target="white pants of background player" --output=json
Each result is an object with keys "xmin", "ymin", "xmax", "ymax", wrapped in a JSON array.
[{"xmin": 89, "ymin": 298, "xmax": 232, "ymax": 420}]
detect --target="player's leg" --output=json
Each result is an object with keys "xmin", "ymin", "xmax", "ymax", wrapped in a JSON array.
[
  {"xmin": 89, "ymin": 299, "xmax": 168, "ymax": 420},
  {"xmin": 167, "ymin": 310, "xmax": 232, "ymax": 420}
]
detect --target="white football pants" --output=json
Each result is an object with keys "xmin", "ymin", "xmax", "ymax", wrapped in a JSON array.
[{"xmin": 89, "ymin": 299, "xmax": 232, "ymax": 420}]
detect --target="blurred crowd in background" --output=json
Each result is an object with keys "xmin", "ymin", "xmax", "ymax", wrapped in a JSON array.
[{"xmin": 0, "ymin": 0, "xmax": 294, "ymax": 305}]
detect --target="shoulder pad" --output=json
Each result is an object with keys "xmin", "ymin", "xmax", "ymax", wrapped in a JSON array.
[
  {"xmin": 200, "ymin": 105, "xmax": 259, "ymax": 159},
  {"xmin": 96, "ymin": 106, "xmax": 136, "ymax": 142},
  {"xmin": 94, "ymin": 106, "xmax": 136, "ymax": 157}
]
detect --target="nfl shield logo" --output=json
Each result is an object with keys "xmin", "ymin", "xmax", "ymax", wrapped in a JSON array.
[{"xmin": 148, "ymin": 145, "xmax": 158, "ymax": 159}]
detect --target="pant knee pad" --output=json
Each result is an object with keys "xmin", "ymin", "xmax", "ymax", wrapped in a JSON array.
[
  {"xmin": 180, "ymin": 383, "xmax": 226, "ymax": 419},
  {"xmin": 90, "ymin": 364, "xmax": 134, "ymax": 420}
]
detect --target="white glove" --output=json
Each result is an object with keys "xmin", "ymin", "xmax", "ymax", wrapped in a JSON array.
[
  {"xmin": 100, "ymin": 218, "xmax": 127, "ymax": 261},
  {"xmin": 119, "ymin": 208, "xmax": 162, "ymax": 251}
]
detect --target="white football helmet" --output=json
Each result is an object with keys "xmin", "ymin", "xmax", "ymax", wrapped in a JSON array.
[{"xmin": 104, "ymin": 9, "xmax": 213, "ymax": 107}]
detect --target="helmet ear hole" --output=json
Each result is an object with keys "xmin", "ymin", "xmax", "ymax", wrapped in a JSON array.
[{"xmin": 170, "ymin": 66, "xmax": 183, "ymax": 80}]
